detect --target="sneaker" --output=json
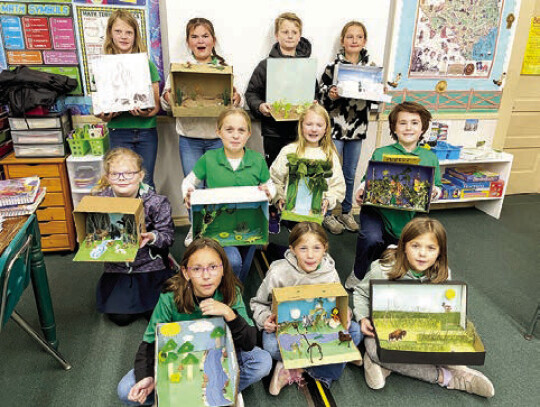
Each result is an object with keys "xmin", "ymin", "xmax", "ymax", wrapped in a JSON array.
[
  {"xmin": 336, "ymin": 212, "xmax": 359, "ymax": 232},
  {"xmin": 323, "ymin": 215, "xmax": 345, "ymax": 235},
  {"xmin": 442, "ymin": 366, "xmax": 495, "ymax": 398},
  {"xmin": 236, "ymin": 392, "xmax": 244, "ymax": 407},
  {"xmin": 364, "ymin": 353, "xmax": 391, "ymax": 390},
  {"xmin": 345, "ymin": 270, "xmax": 362, "ymax": 290},
  {"xmin": 269, "ymin": 361, "xmax": 291, "ymax": 396},
  {"xmin": 269, "ymin": 212, "xmax": 281, "ymax": 234},
  {"xmin": 184, "ymin": 227, "xmax": 193, "ymax": 248}
]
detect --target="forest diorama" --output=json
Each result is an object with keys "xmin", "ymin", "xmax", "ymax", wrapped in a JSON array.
[
  {"xmin": 273, "ymin": 284, "xmax": 361, "ymax": 369},
  {"xmin": 370, "ymin": 281, "xmax": 485, "ymax": 364},
  {"xmin": 155, "ymin": 318, "xmax": 238, "ymax": 407},
  {"xmin": 281, "ymin": 154, "xmax": 333, "ymax": 223},
  {"xmin": 191, "ymin": 187, "xmax": 269, "ymax": 247},
  {"xmin": 363, "ymin": 161, "xmax": 434, "ymax": 212}
]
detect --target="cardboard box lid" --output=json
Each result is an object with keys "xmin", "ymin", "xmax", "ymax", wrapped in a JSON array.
[
  {"xmin": 170, "ymin": 63, "xmax": 233, "ymax": 75},
  {"xmin": 74, "ymin": 195, "xmax": 142, "ymax": 214},
  {"xmin": 191, "ymin": 186, "xmax": 268, "ymax": 205},
  {"xmin": 273, "ymin": 283, "xmax": 347, "ymax": 303}
]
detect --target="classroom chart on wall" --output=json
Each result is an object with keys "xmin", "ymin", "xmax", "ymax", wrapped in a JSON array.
[{"xmin": 521, "ymin": 16, "xmax": 540, "ymax": 75}]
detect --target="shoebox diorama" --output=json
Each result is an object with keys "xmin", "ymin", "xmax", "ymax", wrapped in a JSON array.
[
  {"xmin": 169, "ymin": 63, "xmax": 233, "ymax": 117},
  {"xmin": 382, "ymin": 154, "xmax": 421, "ymax": 165},
  {"xmin": 190, "ymin": 186, "xmax": 268, "ymax": 247},
  {"xmin": 73, "ymin": 196, "xmax": 145, "ymax": 262},
  {"xmin": 91, "ymin": 53, "xmax": 155, "ymax": 115},
  {"xmin": 280, "ymin": 155, "xmax": 332, "ymax": 224},
  {"xmin": 272, "ymin": 283, "xmax": 361, "ymax": 369},
  {"xmin": 333, "ymin": 64, "xmax": 392, "ymax": 103},
  {"xmin": 155, "ymin": 317, "xmax": 239, "ymax": 407},
  {"xmin": 363, "ymin": 161, "xmax": 434, "ymax": 213},
  {"xmin": 370, "ymin": 280, "xmax": 486, "ymax": 365},
  {"xmin": 267, "ymin": 58, "xmax": 317, "ymax": 121}
]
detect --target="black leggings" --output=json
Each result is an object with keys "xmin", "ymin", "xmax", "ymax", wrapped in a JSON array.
[{"xmin": 107, "ymin": 310, "xmax": 153, "ymax": 327}]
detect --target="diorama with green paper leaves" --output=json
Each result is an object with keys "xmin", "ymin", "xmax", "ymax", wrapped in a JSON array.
[{"xmin": 281, "ymin": 154, "xmax": 332, "ymax": 224}]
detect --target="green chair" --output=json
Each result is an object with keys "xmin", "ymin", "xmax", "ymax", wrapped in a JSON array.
[{"xmin": 0, "ymin": 215, "xmax": 71, "ymax": 370}]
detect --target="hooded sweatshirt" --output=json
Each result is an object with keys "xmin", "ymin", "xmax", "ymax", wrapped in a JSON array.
[{"xmin": 250, "ymin": 249, "xmax": 340, "ymax": 330}]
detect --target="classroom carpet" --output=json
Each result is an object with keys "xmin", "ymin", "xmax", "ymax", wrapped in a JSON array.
[{"xmin": 1, "ymin": 194, "xmax": 539, "ymax": 407}]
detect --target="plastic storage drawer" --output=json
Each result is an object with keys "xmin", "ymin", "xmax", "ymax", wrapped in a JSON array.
[
  {"xmin": 9, "ymin": 111, "xmax": 71, "ymax": 133},
  {"xmin": 66, "ymin": 155, "xmax": 104, "ymax": 191},
  {"xmin": 11, "ymin": 129, "xmax": 64, "ymax": 144},
  {"xmin": 14, "ymin": 143, "xmax": 66, "ymax": 158}
]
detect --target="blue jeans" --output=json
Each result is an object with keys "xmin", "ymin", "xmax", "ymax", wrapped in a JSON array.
[
  {"xmin": 117, "ymin": 347, "xmax": 272, "ymax": 405},
  {"xmin": 224, "ymin": 245, "xmax": 257, "ymax": 283},
  {"xmin": 109, "ymin": 128, "xmax": 158, "ymax": 188},
  {"xmin": 333, "ymin": 139, "xmax": 363, "ymax": 213},
  {"xmin": 178, "ymin": 136, "xmax": 223, "ymax": 176},
  {"xmin": 262, "ymin": 320, "xmax": 362, "ymax": 388}
]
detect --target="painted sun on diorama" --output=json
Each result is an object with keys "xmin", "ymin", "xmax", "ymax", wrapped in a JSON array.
[
  {"xmin": 155, "ymin": 317, "xmax": 239, "ymax": 407},
  {"xmin": 370, "ymin": 280, "xmax": 486, "ymax": 365},
  {"xmin": 363, "ymin": 161, "xmax": 435, "ymax": 213},
  {"xmin": 272, "ymin": 283, "xmax": 361, "ymax": 369}
]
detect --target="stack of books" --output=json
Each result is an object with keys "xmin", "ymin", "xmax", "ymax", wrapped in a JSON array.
[{"xmin": 0, "ymin": 176, "xmax": 46, "ymax": 217}]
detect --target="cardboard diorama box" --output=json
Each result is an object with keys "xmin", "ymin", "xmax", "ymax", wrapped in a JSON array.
[
  {"xmin": 73, "ymin": 196, "xmax": 145, "ymax": 262},
  {"xmin": 333, "ymin": 64, "xmax": 391, "ymax": 103},
  {"xmin": 363, "ymin": 161, "xmax": 434, "ymax": 213},
  {"xmin": 272, "ymin": 283, "xmax": 361, "ymax": 369},
  {"xmin": 267, "ymin": 58, "xmax": 317, "ymax": 121},
  {"xmin": 155, "ymin": 317, "xmax": 239, "ymax": 407},
  {"xmin": 169, "ymin": 63, "xmax": 233, "ymax": 117},
  {"xmin": 191, "ymin": 186, "xmax": 268, "ymax": 247},
  {"xmin": 370, "ymin": 280, "xmax": 486, "ymax": 365},
  {"xmin": 91, "ymin": 53, "xmax": 155, "ymax": 114}
]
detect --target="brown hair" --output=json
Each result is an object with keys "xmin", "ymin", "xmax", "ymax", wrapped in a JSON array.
[
  {"xmin": 185, "ymin": 17, "xmax": 226, "ymax": 65},
  {"xmin": 388, "ymin": 101, "xmax": 432, "ymax": 142},
  {"xmin": 289, "ymin": 222, "xmax": 329, "ymax": 250},
  {"xmin": 383, "ymin": 217, "xmax": 448, "ymax": 283},
  {"xmin": 274, "ymin": 12, "xmax": 303, "ymax": 34},
  {"xmin": 103, "ymin": 10, "xmax": 146, "ymax": 55},
  {"xmin": 165, "ymin": 238, "xmax": 241, "ymax": 313},
  {"xmin": 216, "ymin": 107, "xmax": 252, "ymax": 134},
  {"xmin": 295, "ymin": 104, "xmax": 337, "ymax": 163},
  {"xmin": 340, "ymin": 21, "xmax": 368, "ymax": 43},
  {"xmin": 93, "ymin": 147, "xmax": 145, "ymax": 193}
]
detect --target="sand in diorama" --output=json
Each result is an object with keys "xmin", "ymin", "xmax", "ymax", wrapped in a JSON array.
[
  {"xmin": 333, "ymin": 64, "xmax": 391, "ymax": 103},
  {"xmin": 370, "ymin": 281, "xmax": 485, "ymax": 365},
  {"xmin": 191, "ymin": 186, "xmax": 269, "ymax": 247},
  {"xmin": 155, "ymin": 317, "xmax": 238, "ymax": 407},
  {"xmin": 267, "ymin": 58, "xmax": 316, "ymax": 121},
  {"xmin": 363, "ymin": 161, "xmax": 434, "ymax": 213},
  {"xmin": 273, "ymin": 284, "xmax": 361, "ymax": 369}
]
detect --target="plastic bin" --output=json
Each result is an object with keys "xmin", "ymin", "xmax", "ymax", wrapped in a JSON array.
[
  {"xmin": 88, "ymin": 133, "xmax": 109, "ymax": 156},
  {"xmin": 429, "ymin": 142, "xmax": 449, "ymax": 160},
  {"xmin": 8, "ymin": 111, "xmax": 71, "ymax": 133},
  {"xmin": 12, "ymin": 129, "xmax": 64, "ymax": 144},
  {"xmin": 446, "ymin": 144, "xmax": 462, "ymax": 160},
  {"xmin": 66, "ymin": 155, "xmax": 104, "ymax": 191},
  {"xmin": 68, "ymin": 138, "xmax": 91, "ymax": 156},
  {"xmin": 14, "ymin": 143, "xmax": 66, "ymax": 158}
]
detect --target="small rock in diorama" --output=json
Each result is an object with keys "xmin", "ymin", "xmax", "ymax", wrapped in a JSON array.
[
  {"xmin": 370, "ymin": 280, "xmax": 486, "ymax": 365},
  {"xmin": 155, "ymin": 317, "xmax": 239, "ymax": 407},
  {"xmin": 363, "ymin": 161, "xmax": 435, "ymax": 213}
]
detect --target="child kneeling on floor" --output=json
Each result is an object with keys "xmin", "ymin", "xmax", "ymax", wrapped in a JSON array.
[
  {"xmin": 250, "ymin": 222, "xmax": 362, "ymax": 395},
  {"xmin": 117, "ymin": 238, "xmax": 272, "ymax": 406},
  {"xmin": 353, "ymin": 217, "xmax": 494, "ymax": 398}
]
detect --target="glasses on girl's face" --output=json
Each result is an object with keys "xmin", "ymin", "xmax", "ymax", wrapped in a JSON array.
[
  {"xmin": 108, "ymin": 171, "xmax": 139, "ymax": 181},
  {"xmin": 187, "ymin": 264, "xmax": 223, "ymax": 278}
]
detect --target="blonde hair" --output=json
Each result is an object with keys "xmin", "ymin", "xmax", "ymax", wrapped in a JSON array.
[
  {"xmin": 93, "ymin": 147, "xmax": 145, "ymax": 193},
  {"xmin": 340, "ymin": 21, "xmax": 368, "ymax": 43},
  {"xmin": 382, "ymin": 217, "xmax": 449, "ymax": 283},
  {"xmin": 216, "ymin": 108, "xmax": 252, "ymax": 134},
  {"xmin": 296, "ymin": 104, "xmax": 337, "ymax": 163},
  {"xmin": 289, "ymin": 222, "xmax": 329, "ymax": 250},
  {"xmin": 274, "ymin": 12, "xmax": 302, "ymax": 34},
  {"xmin": 185, "ymin": 17, "xmax": 226, "ymax": 65},
  {"xmin": 103, "ymin": 10, "xmax": 146, "ymax": 55}
]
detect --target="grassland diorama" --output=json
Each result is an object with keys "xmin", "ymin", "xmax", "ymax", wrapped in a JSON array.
[{"xmin": 155, "ymin": 318, "xmax": 238, "ymax": 407}]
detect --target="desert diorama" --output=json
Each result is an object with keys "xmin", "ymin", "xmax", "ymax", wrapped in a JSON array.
[
  {"xmin": 363, "ymin": 161, "xmax": 434, "ymax": 212},
  {"xmin": 155, "ymin": 317, "xmax": 238, "ymax": 407},
  {"xmin": 370, "ymin": 281, "xmax": 485, "ymax": 365},
  {"xmin": 273, "ymin": 284, "xmax": 361, "ymax": 369}
]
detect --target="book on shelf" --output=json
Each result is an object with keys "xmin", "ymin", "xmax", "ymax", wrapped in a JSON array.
[
  {"xmin": 0, "ymin": 187, "xmax": 46, "ymax": 217},
  {"xmin": 0, "ymin": 176, "xmax": 40, "ymax": 207}
]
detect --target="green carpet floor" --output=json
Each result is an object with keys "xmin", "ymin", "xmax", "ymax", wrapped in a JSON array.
[{"xmin": 1, "ymin": 194, "xmax": 539, "ymax": 406}]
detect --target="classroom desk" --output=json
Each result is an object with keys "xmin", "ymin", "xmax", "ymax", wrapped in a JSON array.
[{"xmin": 1, "ymin": 214, "xmax": 58, "ymax": 348}]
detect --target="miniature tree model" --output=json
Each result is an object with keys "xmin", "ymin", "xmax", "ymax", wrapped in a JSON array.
[
  {"xmin": 163, "ymin": 352, "xmax": 178, "ymax": 381},
  {"xmin": 162, "ymin": 339, "xmax": 178, "ymax": 353},
  {"xmin": 178, "ymin": 341, "xmax": 194, "ymax": 354},
  {"xmin": 182, "ymin": 353, "xmax": 199, "ymax": 381},
  {"xmin": 211, "ymin": 326, "xmax": 226, "ymax": 348}
]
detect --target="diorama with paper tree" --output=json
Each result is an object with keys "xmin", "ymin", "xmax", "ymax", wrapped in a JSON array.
[
  {"xmin": 272, "ymin": 283, "xmax": 361, "ymax": 369},
  {"xmin": 155, "ymin": 317, "xmax": 239, "ymax": 407},
  {"xmin": 281, "ymin": 154, "xmax": 333, "ymax": 224},
  {"xmin": 191, "ymin": 186, "xmax": 269, "ymax": 247},
  {"xmin": 363, "ymin": 161, "xmax": 434, "ymax": 213},
  {"xmin": 170, "ymin": 62, "xmax": 233, "ymax": 117},
  {"xmin": 370, "ymin": 280, "xmax": 485, "ymax": 365},
  {"xmin": 267, "ymin": 58, "xmax": 317, "ymax": 121}
]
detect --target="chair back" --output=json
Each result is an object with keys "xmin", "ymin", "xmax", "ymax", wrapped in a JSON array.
[{"xmin": 0, "ymin": 216, "xmax": 34, "ymax": 330}]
